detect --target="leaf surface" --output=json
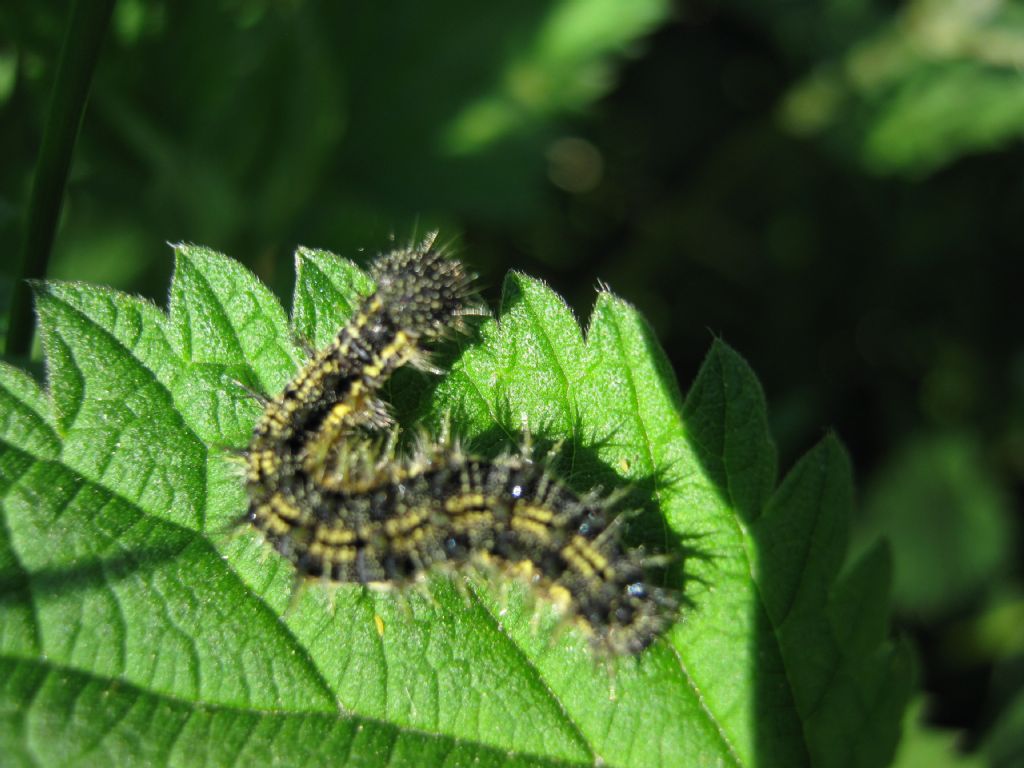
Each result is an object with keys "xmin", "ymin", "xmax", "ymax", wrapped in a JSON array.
[{"xmin": 0, "ymin": 246, "xmax": 910, "ymax": 766}]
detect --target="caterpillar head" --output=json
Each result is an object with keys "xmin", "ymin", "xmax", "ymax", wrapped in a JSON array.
[{"xmin": 370, "ymin": 235, "xmax": 478, "ymax": 341}]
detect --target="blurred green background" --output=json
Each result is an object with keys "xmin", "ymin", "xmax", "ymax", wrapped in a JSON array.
[{"xmin": 2, "ymin": 1, "xmax": 1022, "ymax": 764}]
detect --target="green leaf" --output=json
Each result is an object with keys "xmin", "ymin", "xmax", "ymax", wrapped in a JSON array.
[
  {"xmin": 443, "ymin": 0, "xmax": 669, "ymax": 154},
  {"xmin": 0, "ymin": 245, "xmax": 909, "ymax": 766},
  {"xmin": 893, "ymin": 698, "xmax": 984, "ymax": 768},
  {"xmin": 856, "ymin": 433, "xmax": 1013, "ymax": 617},
  {"xmin": 779, "ymin": 0, "xmax": 1024, "ymax": 175},
  {"xmin": 985, "ymin": 683, "xmax": 1024, "ymax": 768}
]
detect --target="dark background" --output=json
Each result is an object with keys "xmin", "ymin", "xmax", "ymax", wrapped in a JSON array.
[{"xmin": 2, "ymin": 1, "xmax": 1022, "ymax": 763}]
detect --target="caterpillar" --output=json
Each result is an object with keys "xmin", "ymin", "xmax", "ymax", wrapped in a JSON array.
[{"xmin": 242, "ymin": 235, "xmax": 679, "ymax": 655}]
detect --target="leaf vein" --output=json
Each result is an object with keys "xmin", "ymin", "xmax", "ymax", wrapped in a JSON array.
[{"xmin": 465, "ymin": 584, "xmax": 596, "ymax": 764}]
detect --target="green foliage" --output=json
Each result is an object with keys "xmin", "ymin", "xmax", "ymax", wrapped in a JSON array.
[
  {"xmin": 0, "ymin": 248, "xmax": 909, "ymax": 766},
  {"xmin": 891, "ymin": 698, "xmax": 984, "ymax": 768},
  {"xmin": 0, "ymin": 0, "xmax": 669, "ymax": 301},
  {"xmin": 856, "ymin": 433, "xmax": 1014, "ymax": 617},
  {"xmin": 779, "ymin": 0, "xmax": 1024, "ymax": 174},
  {"xmin": 985, "ymin": 684, "xmax": 1024, "ymax": 768}
]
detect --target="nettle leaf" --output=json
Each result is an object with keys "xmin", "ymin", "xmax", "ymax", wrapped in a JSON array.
[{"xmin": 0, "ymin": 245, "xmax": 911, "ymax": 767}]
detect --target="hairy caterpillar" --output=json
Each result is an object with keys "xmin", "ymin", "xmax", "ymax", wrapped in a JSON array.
[{"xmin": 242, "ymin": 235, "xmax": 679, "ymax": 654}]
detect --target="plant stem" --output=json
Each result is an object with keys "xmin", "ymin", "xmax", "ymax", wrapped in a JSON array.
[{"xmin": 6, "ymin": 0, "xmax": 115, "ymax": 358}]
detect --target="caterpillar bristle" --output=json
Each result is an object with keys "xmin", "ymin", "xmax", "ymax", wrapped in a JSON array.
[
  {"xmin": 292, "ymin": 332, "xmax": 317, "ymax": 359},
  {"xmin": 215, "ymin": 443, "xmax": 250, "ymax": 462},
  {"xmin": 406, "ymin": 349, "xmax": 445, "ymax": 376},
  {"xmin": 224, "ymin": 376, "xmax": 269, "ymax": 406}
]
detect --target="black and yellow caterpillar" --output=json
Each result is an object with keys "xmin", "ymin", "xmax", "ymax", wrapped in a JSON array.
[{"xmin": 243, "ymin": 236, "xmax": 679, "ymax": 655}]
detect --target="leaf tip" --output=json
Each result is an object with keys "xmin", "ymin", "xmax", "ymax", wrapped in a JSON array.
[
  {"xmin": 818, "ymin": 429, "xmax": 853, "ymax": 473},
  {"xmin": 168, "ymin": 240, "xmax": 200, "ymax": 261}
]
